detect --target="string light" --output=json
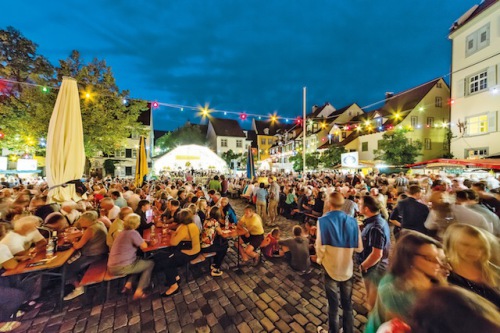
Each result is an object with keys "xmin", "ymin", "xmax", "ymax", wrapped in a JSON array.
[{"xmin": 0, "ymin": 76, "xmax": 459, "ymax": 131}]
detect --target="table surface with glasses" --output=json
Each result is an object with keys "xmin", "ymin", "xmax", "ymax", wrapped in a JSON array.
[
  {"xmin": 2, "ymin": 247, "xmax": 75, "ymax": 276},
  {"xmin": 142, "ymin": 226, "xmax": 172, "ymax": 252}
]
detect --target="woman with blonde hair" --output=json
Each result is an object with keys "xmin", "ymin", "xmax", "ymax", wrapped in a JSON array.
[
  {"xmin": 365, "ymin": 231, "xmax": 446, "ymax": 333},
  {"xmin": 443, "ymin": 223, "xmax": 499, "ymax": 307},
  {"xmin": 107, "ymin": 213, "xmax": 154, "ymax": 300}
]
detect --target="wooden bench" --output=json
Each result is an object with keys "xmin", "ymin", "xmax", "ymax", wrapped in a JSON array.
[
  {"xmin": 104, "ymin": 269, "xmax": 126, "ymax": 300},
  {"xmin": 228, "ymin": 189, "xmax": 240, "ymax": 198},
  {"xmin": 185, "ymin": 252, "xmax": 217, "ymax": 281},
  {"xmin": 80, "ymin": 257, "xmax": 125, "ymax": 301},
  {"xmin": 80, "ymin": 257, "xmax": 107, "ymax": 287}
]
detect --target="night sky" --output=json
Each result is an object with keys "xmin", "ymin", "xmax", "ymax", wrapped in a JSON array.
[{"xmin": 1, "ymin": 1, "xmax": 478, "ymax": 130}]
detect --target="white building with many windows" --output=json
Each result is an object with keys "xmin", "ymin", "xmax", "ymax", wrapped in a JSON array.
[
  {"xmin": 449, "ymin": 0, "xmax": 500, "ymax": 158},
  {"xmin": 206, "ymin": 117, "xmax": 251, "ymax": 156}
]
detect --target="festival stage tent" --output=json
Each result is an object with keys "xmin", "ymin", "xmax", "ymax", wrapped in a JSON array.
[{"xmin": 153, "ymin": 145, "xmax": 228, "ymax": 173}]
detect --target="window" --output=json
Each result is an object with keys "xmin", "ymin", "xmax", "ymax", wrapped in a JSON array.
[
  {"xmin": 377, "ymin": 140, "xmax": 383, "ymax": 150},
  {"xmin": 411, "ymin": 116, "xmax": 418, "ymax": 127},
  {"xmin": 131, "ymin": 132, "xmax": 139, "ymax": 139},
  {"xmin": 436, "ymin": 82, "xmax": 442, "ymax": 88},
  {"xmin": 115, "ymin": 149, "xmax": 125, "ymax": 158},
  {"xmin": 236, "ymin": 140, "xmax": 242, "ymax": 148},
  {"xmin": 466, "ymin": 24, "xmax": 490, "ymax": 57},
  {"xmin": 221, "ymin": 139, "xmax": 228, "ymax": 147},
  {"xmin": 466, "ymin": 148, "xmax": 488, "ymax": 159},
  {"xmin": 268, "ymin": 138, "xmax": 273, "ymax": 145},
  {"xmin": 125, "ymin": 167, "xmax": 133, "ymax": 176},
  {"xmin": 459, "ymin": 67, "xmax": 496, "ymax": 97},
  {"xmin": 125, "ymin": 149, "xmax": 132, "ymax": 158},
  {"xmin": 341, "ymin": 132, "xmax": 347, "ymax": 139},
  {"xmin": 424, "ymin": 138, "xmax": 431, "ymax": 150},
  {"xmin": 466, "ymin": 114, "xmax": 488, "ymax": 135},
  {"xmin": 261, "ymin": 138, "xmax": 266, "ymax": 145},
  {"xmin": 132, "ymin": 149, "xmax": 137, "ymax": 158},
  {"xmin": 469, "ymin": 70, "xmax": 488, "ymax": 94},
  {"xmin": 435, "ymin": 97, "xmax": 442, "ymax": 107},
  {"xmin": 362, "ymin": 142, "xmax": 368, "ymax": 151},
  {"xmin": 426, "ymin": 117, "xmax": 434, "ymax": 127}
]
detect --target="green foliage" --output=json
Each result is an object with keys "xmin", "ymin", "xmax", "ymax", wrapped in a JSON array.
[
  {"xmin": 289, "ymin": 154, "xmax": 302, "ymax": 172},
  {"xmin": 56, "ymin": 51, "xmax": 146, "ymax": 157},
  {"xmin": 289, "ymin": 152, "xmax": 320, "ymax": 171},
  {"xmin": 374, "ymin": 129, "xmax": 422, "ymax": 166},
  {"xmin": 0, "ymin": 26, "xmax": 56, "ymax": 155},
  {"xmin": 103, "ymin": 159, "xmax": 118, "ymax": 176},
  {"xmin": 0, "ymin": 27, "xmax": 146, "ymax": 158},
  {"xmin": 320, "ymin": 145, "xmax": 346, "ymax": 168},
  {"xmin": 221, "ymin": 149, "xmax": 239, "ymax": 166},
  {"xmin": 155, "ymin": 123, "xmax": 205, "ymax": 154},
  {"xmin": 442, "ymin": 128, "xmax": 454, "ymax": 158}
]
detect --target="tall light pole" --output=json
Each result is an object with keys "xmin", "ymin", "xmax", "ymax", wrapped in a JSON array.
[
  {"xmin": 302, "ymin": 87, "xmax": 306, "ymax": 174},
  {"xmin": 150, "ymin": 103, "xmax": 154, "ymax": 163}
]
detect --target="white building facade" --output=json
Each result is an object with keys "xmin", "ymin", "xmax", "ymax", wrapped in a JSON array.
[{"xmin": 449, "ymin": 0, "xmax": 500, "ymax": 158}]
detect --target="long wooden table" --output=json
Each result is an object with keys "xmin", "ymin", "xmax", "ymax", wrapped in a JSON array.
[
  {"xmin": 142, "ymin": 227, "xmax": 172, "ymax": 253},
  {"xmin": 2, "ymin": 247, "xmax": 75, "ymax": 311}
]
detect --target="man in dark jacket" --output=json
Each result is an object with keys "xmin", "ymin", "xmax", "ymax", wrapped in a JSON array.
[{"xmin": 389, "ymin": 185, "xmax": 429, "ymax": 235}]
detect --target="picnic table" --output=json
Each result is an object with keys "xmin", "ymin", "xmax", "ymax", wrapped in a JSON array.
[{"xmin": 2, "ymin": 246, "xmax": 75, "ymax": 311}]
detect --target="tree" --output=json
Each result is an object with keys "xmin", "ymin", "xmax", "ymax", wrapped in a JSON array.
[
  {"xmin": 289, "ymin": 154, "xmax": 303, "ymax": 172},
  {"xmin": 155, "ymin": 123, "xmax": 205, "ymax": 153},
  {"xmin": 320, "ymin": 145, "xmax": 346, "ymax": 168},
  {"xmin": 374, "ymin": 129, "xmax": 422, "ymax": 166},
  {"xmin": 289, "ymin": 152, "xmax": 320, "ymax": 171},
  {"xmin": 56, "ymin": 51, "xmax": 146, "ymax": 157},
  {"xmin": 221, "ymin": 149, "xmax": 239, "ymax": 166},
  {"xmin": 103, "ymin": 159, "xmax": 118, "ymax": 176},
  {"xmin": 0, "ymin": 28, "xmax": 146, "ymax": 158},
  {"xmin": 0, "ymin": 27, "xmax": 56, "ymax": 155},
  {"xmin": 442, "ymin": 128, "xmax": 455, "ymax": 158}
]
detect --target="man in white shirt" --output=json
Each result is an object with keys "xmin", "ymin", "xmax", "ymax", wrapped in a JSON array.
[
  {"xmin": 100, "ymin": 197, "xmax": 120, "ymax": 221},
  {"xmin": 0, "ymin": 216, "xmax": 46, "ymax": 255},
  {"xmin": 316, "ymin": 192, "xmax": 363, "ymax": 333}
]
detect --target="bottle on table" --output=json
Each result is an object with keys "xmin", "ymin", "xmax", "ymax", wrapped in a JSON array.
[
  {"xmin": 150, "ymin": 225, "xmax": 157, "ymax": 245},
  {"xmin": 46, "ymin": 231, "xmax": 57, "ymax": 258},
  {"xmin": 225, "ymin": 214, "xmax": 229, "ymax": 230}
]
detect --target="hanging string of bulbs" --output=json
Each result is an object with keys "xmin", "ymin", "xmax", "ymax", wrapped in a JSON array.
[{"xmin": 0, "ymin": 74, "xmax": 474, "ymax": 133}]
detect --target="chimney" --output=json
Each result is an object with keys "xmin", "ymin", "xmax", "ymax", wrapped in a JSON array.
[
  {"xmin": 311, "ymin": 105, "xmax": 318, "ymax": 113},
  {"xmin": 385, "ymin": 92, "xmax": 394, "ymax": 100}
]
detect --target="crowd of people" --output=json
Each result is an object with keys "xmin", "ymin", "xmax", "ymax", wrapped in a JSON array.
[{"xmin": 0, "ymin": 170, "xmax": 499, "ymax": 332}]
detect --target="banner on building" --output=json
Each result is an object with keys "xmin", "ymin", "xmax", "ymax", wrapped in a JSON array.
[{"xmin": 341, "ymin": 152, "xmax": 359, "ymax": 168}]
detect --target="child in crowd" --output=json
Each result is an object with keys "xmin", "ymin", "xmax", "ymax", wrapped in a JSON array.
[{"xmin": 260, "ymin": 228, "xmax": 285, "ymax": 259}]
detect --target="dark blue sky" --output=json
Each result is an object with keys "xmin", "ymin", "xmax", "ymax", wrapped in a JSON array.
[{"xmin": 1, "ymin": 1, "xmax": 478, "ymax": 130}]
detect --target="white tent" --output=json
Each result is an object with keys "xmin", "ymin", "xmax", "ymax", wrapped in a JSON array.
[{"xmin": 154, "ymin": 145, "xmax": 228, "ymax": 173}]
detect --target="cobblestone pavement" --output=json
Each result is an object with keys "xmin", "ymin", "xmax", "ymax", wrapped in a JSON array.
[{"xmin": 12, "ymin": 198, "xmax": 368, "ymax": 333}]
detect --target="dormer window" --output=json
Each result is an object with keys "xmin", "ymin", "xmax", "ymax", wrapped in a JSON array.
[{"xmin": 263, "ymin": 128, "xmax": 270, "ymax": 135}]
